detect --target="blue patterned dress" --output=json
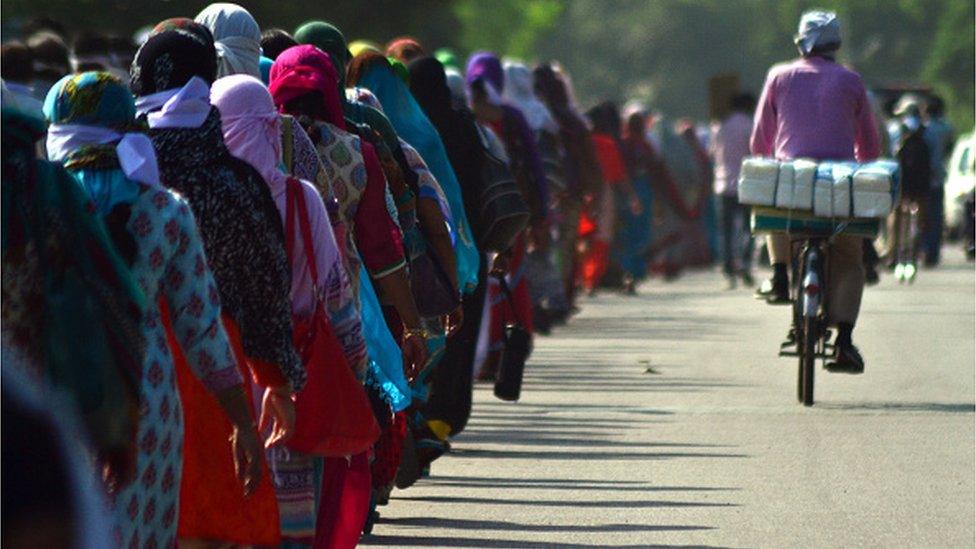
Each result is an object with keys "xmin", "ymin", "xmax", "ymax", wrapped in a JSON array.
[{"xmin": 45, "ymin": 72, "xmax": 244, "ymax": 549}]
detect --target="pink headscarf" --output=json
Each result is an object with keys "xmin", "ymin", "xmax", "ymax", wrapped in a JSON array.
[
  {"xmin": 210, "ymin": 74, "xmax": 285, "ymax": 194},
  {"xmin": 268, "ymin": 44, "xmax": 346, "ymax": 129}
]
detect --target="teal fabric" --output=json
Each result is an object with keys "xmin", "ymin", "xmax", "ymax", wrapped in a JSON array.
[
  {"xmin": 357, "ymin": 63, "xmax": 481, "ymax": 293},
  {"xmin": 358, "ymin": 265, "xmax": 411, "ymax": 412},
  {"xmin": 43, "ymin": 72, "xmax": 141, "ymax": 214},
  {"xmin": 259, "ymin": 55, "xmax": 274, "ymax": 85},
  {"xmin": 613, "ymin": 175, "xmax": 653, "ymax": 279}
]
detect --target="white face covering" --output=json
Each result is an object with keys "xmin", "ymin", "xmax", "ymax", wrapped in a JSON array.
[
  {"xmin": 902, "ymin": 115, "xmax": 921, "ymax": 133},
  {"xmin": 142, "ymin": 77, "xmax": 213, "ymax": 129},
  {"xmin": 46, "ymin": 124, "xmax": 161, "ymax": 187}
]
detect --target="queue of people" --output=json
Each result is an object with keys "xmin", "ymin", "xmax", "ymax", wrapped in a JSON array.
[{"xmin": 0, "ymin": 5, "xmax": 963, "ymax": 548}]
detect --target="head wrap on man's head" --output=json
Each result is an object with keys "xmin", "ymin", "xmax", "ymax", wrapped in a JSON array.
[{"xmin": 795, "ymin": 11, "xmax": 841, "ymax": 56}]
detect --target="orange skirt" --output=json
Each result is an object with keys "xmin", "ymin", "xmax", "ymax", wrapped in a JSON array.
[{"xmin": 163, "ymin": 303, "xmax": 280, "ymax": 546}]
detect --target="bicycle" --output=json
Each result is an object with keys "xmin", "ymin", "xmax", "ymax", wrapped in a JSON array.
[{"xmin": 777, "ymin": 232, "xmax": 837, "ymax": 406}]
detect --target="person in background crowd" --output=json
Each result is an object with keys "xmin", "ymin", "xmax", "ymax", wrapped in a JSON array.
[
  {"xmin": 387, "ymin": 37, "xmax": 426, "ymax": 64},
  {"xmin": 503, "ymin": 59, "xmax": 571, "ymax": 325},
  {"xmin": 890, "ymin": 95, "xmax": 932, "ymax": 276},
  {"xmin": 195, "ymin": 3, "xmax": 263, "ymax": 80},
  {"xmin": 618, "ymin": 111, "xmax": 657, "ymax": 293},
  {"xmin": 70, "ymin": 31, "xmax": 114, "ymax": 75},
  {"xmin": 711, "ymin": 92, "xmax": 757, "ymax": 289},
  {"xmin": 648, "ymin": 117, "xmax": 710, "ymax": 278},
  {"xmin": 533, "ymin": 63, "xmax": 603, "ymax": 310},
  {"xmin": 752, "ymin": 10, "xmax": 880, "ymax": 373},
  {"xmin": 27, "ymin": 31, "xmax": 71, "ymax": 101},
  {"xmin": 261, "ymin": 28, "xmax": 298, "ymax": 60},
  {"xmin": 409, "ymin": 54, "xmax": 489, "ymax": 442},
  {"xmin": 466, "ymin": 51, "xmax": 546, "ymax": 377},
  {"xmin": 107, "ymin": 35, "xmax": 137, "ymax": 77},
  {"xmin": 1, "ymin": 41, "xmax": 44, "ymax": 117},
  {"xmin": 922, "ymin": 95, "xmax": 955, "ymax": 266},
  {"xmin": 45, "ymin": 71, "xmax": 261, "ymax": 549},
  {"xmin": 586, "ymin": 101, "xmax": 642, "ymax": 292}
]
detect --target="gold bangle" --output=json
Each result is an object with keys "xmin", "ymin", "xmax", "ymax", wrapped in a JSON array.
[{"xmin": 404, "ymin": 327, "xmax": 428, "ymax": 340}]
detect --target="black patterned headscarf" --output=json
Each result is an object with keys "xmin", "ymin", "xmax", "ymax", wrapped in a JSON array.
[{"xmin": 130, "ymin": 27, "xmax": 217, "ymax": 96}]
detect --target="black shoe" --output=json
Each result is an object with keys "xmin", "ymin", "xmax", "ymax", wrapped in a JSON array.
[
  {"xmin": 825, "ymin": 343, "xmax": 864, "ymax": 374},
  {"xmin": 865, "ymin": 266, "xmax": 880, "ymax": 286},
  {"xmin": 533, "ymin": 306, "xmax": 552, "ymax": 336},
  {"xmin": 755, "ymin": 277, "xmax": 789, "ymax": 304},
  {"xmin": 741, "ymin": 271, "xmax": 755, "ymax": 288}
]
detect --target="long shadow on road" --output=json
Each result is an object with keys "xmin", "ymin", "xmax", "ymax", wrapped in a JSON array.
[
  {"xmin": 391, "ymin": 495, "xmax": 738, "ymax": 509},
  {"xmin": 364, "ymin": 533, "xmax": 732, "ymax": 548}
]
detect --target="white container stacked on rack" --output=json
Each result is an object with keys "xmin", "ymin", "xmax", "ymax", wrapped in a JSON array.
[
  {"xmin": 774, "ymin": 159, "xmax": 817, "ymax": 210},
  {"xmin": 852, "ymin": 160, "xmax": 900, "ymax": 218},
  {"xmin": 738, "ymin": 156, "xmax": 899, "ymax": 219},
  {"xmin": 737, "ymin": 157, "xmax": 780, "ymax": 206}
]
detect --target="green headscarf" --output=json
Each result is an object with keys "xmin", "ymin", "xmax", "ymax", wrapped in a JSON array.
[
  {"xmin": 434, "ymin": 47, "xmax": 460, "ymax": 72},
  {"xmin": 388, "ymin": 57, "xmax": 410, "ymax": 84},
  {"xmin": 294, "ymin": 20, "xmax": 401, "ymax": 152},
  {"xmin": 294, "ymin": 21, "xmax": 351, "ymax": 81}
]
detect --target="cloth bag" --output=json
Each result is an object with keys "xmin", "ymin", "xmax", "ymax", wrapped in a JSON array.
[
  {"xmin": 493, "ymin": 275, "xmax": 532, "ymax": 401},
  {"xmin": 476, "ymin": 125, "xmax": 531, "ymax": 253},
  {"xmin": 284, "ymin": 178, "xmax": 379, "ymax": 456},
  {"xmin": 399, "ymin": 167, "xmax": 460, "ymax": 318}
]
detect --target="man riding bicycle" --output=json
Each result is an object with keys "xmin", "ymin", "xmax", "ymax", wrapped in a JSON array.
[{"xmin": 751, "ymin": 11, "xmax": 881, "ymax": 373}]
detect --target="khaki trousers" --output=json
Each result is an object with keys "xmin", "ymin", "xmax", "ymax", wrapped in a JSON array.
[{"xmin": 766, "ymin": 233, "xmax": 864, "ymax": 325}]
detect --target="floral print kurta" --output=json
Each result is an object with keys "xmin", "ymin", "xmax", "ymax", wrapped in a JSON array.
[{"xmin": 112, "ymin": 184, "xmax": 242, "ymax": 549}]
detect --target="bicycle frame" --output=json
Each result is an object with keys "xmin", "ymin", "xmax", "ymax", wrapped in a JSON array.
[{"xmin": 780, "ymin": 233, "xmax": 836, "ymax": 406}]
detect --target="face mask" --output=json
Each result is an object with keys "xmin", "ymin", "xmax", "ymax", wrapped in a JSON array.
[{"xmin": 902, "ymin": 115, "xmax": 921, "ymax": 132}]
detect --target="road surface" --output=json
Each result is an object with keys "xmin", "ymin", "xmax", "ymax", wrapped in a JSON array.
[{"xmin": 362, "ymin": 249, "xmax": 975, "ymax": 548}]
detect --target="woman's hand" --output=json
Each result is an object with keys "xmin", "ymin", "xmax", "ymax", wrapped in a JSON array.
[
  {"xmin": 402, "ymin": 329, "xmax": 428, "ymax": 380},
  {"xmin": 259, "ymin": 386, "xmax": 295, "ymax": 449},
  {"xmin": 629, "ymin": 193, "xmax": 643, "ymax": 216},
  {"xmin": 490, "ymin": 253, "xmax": 511, "ymax": 277},
  {"xmin": 229, "ymin": 423, "xmax": 263, "ymax": 496},
  {"xmin": 444, "ymin": 306, "xmax": 464, "ymax": 337}
]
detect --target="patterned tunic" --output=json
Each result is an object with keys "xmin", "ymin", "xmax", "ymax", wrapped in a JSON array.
[
  {"xmin": 147, "ymin": 108, "xmax": 304, "ymax": 389},
  {"xmin": 112, "ymin": 184, "xmax": 242, "ymax": 549}
]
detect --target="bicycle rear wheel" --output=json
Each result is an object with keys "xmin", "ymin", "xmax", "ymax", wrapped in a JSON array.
[{"xmin": 799, "ymin": 316, "xmax": 816, "ymax": 406}]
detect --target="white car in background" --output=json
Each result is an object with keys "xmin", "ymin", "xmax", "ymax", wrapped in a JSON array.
[{"xmin": 944, "ymin": 132, "xmax": 975, "ymax": 238}]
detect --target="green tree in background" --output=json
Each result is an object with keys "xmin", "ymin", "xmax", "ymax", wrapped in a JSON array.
[{"xmin": 453, "ymin": 0, "xmax": 564, "ymax": 60}]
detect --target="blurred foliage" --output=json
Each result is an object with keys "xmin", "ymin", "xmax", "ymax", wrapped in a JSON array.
[
  {"xmin": 2, "ymin": 0, "xmax": 972, "ymax": 129},
  {"xmin": 453, "ymin": 0, "xmax": 564, "ymax": 60}
]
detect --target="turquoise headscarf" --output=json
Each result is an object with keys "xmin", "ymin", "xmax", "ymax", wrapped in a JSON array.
[
  {"xmin": 259, "ymin": 55, "xmax": 274, "ymax": 85},
  {"xmin": 357, "ymin": 60, "xmax": 480, "ymax": 292},
  {"xmin": 43, "ymin": 72, "xmax": 146, "ymax": 214}
]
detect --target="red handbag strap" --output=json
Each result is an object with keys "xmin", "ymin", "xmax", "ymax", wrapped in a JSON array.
[{"xmin": 285, "ymin": 178, "xmax": 320, "ymax": 286}]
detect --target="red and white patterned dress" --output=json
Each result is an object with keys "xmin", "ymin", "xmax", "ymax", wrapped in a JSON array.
[{"xmin": 112, "ymin": 185, "xmax": 242, "ymax": 549}]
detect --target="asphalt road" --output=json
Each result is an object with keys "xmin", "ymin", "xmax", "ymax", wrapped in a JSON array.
[{"xmin": 362, "ymin": 248, "xmax": 975, "ymax": 548}]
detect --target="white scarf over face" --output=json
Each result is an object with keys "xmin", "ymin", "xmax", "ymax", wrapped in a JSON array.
[
  {"xmin": 46, "ymin": 124, "xmax": 160, "ymax": 187},
  {"xmin": 502, "ymin": 60, "xmax": 557, "ymax": 133},
  {"xmin": 135, "ymin": 76, "xmax": 212, "ymax": 129},
  {"xmin": 195, "ymin": 3, "xmax": 262, "ymax": 79}
]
